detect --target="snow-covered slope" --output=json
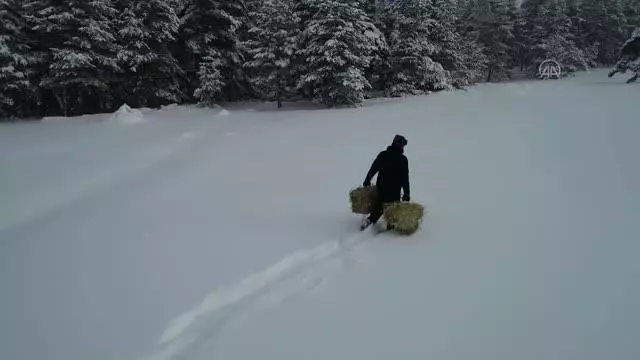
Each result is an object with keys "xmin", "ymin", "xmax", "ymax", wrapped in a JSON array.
[{"xmin": 1, "ymin": 70, "xmax": 639, "ymax": 360}]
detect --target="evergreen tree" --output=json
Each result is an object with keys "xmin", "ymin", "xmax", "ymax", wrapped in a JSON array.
[
  {"xmin": 454, "ymin": 32, "xmax": 489, "ymax": 86},
  {"xmin": 289, "ymin": 0, "xmax": 320, "ymax": 98},
  {"xmin": 180, "ymin": 0, "xmax": 248, "ymax": 103},
  {"xmin": 566, "ymin": 0, "xmax": 598, "ymax": 67},
  {"xmin": 622, "ymin": 0, "xmax": 640, "ymax": 36},
  {"xmin": 428, "ymin": 0, "xmax": 486, "ymax": 87},
  {"xmin": 296, "ymin": 0, "xmax": 385, "ymax": 106},
  {"xmin": 0, "ymin": 0, "xmax": 32, "ymax": 118},
  {"xmin": 527, "ymin": 0, "xmax": 591, "ymax": 75},
  {"xmin": 519, "ymin": 0, "xmax": 537, "ymax": 69},
  {"xmin": 361, "ymin": 0, "xmax": 392, "ymax": 91},
  {"xmin": 457, "ymin": 0, "xmax": 491, "ymax": 82},
  {"xmin": 246, "ymin": 0, "xmax": 265, "ymax": 14},
  {"xmin": 193, "ymin": 48, "xmax": 225, "ymax": 106},
  {"xmin": 115, "ymin": 0, "xmax": 183, "ymax": 108},
  {"xmin": 23, "ymin": 0, "xmax": 120, "ymax": 116},
  {"xmin": 474, "ymin": 0, "xmax": 517, "ymax": 81},
  {"xmin": 582, "ymin": 0, "xmax": 627, "ymax": 65},
  {"xmin": 244, "ymin": 0, "xmax": 299, "ymax": 108},
  {"xmin": 292, "ymin": 0, "xmax": 317, "ymax": 28},
  {"xmin": 512, "ymin": 3, "xmax": 529, "ymax": 70},
  {"xmin": 602, "ymin": 0, "xmax": 627, "ymax": 64},
  {"xmin": 383, "ymin": 0, "xmax": 450, "ymax": 96}
]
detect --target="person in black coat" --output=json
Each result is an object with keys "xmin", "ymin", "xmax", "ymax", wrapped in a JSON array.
[{"xmin": 361, "ymin": 134, "xmax": 411, "ymax": 230}]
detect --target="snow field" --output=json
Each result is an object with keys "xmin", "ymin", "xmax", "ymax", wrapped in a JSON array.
[{"xmin": 1, "ymin": 70, "xmax": 639, "ymax": 360}]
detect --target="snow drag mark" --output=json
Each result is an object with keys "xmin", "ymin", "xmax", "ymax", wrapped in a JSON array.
[
  {"xmin": 150, "ymin": 229, "xmax": 375, "ymax": 359},
  {"xmin": 158, "ymin": 238, "xmax": 346, "ymax": 343},
  {"xmin": 255, "ymin": 270, "xmax": 327, "ymax": 311},
  {"xmin": 250, "ymin": 244, "xmax": 374, "ymax": 314},
  {"xmin": 141, "ymin": 336, "xmax": 197, "ymax": 360}
]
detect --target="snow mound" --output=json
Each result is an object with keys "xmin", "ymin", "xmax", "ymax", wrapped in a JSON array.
[
  {"xmin": 218, "ymin": 109, "xmax": 231, "ymax": 116},
  {"xmin": 109, "ymin": 104, "xmax": 144, "ymax": 124},
  {"xmin": 161, "ymin": 103, "xmax": 179, "ymax": 110}
]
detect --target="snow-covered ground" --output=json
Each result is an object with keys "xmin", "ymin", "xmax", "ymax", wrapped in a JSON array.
[{"xmin": 1, "ymin": 70, "xmax": 639, "ymax": 360}]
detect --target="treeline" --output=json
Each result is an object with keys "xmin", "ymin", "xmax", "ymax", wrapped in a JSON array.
[{"xmin": 1, "ymin": 0, "xmax": 638, "ymax": 119}]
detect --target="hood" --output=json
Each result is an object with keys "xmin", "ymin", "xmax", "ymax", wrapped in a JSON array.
[{"xmin": 387, "ymin": 145, "xmax": 405, "ymax": 155}]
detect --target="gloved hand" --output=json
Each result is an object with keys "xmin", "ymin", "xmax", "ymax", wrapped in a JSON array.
[
  {"xmin": 363, "ymin": 180, "xmax": 371, "ymax": 187},
  {"xmin": 402, "ymin": 193, "xmax": 410, "ymax": 202}
]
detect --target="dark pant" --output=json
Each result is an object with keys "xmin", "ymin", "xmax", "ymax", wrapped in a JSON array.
[{"xmin": 368, "ymin": 189, "xmax": 400, "ymax": 224}]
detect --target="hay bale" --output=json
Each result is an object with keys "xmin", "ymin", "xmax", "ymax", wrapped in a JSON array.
[
  {"xmin": 349, "ymin": 186, "xmax": 378, "ymax": 214},
  {"xmin": 384, "ymin": 202, "xmax": 425, "ymax": 235}
]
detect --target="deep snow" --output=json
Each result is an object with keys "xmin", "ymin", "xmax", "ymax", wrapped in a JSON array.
[{"xmin": 1, "ymin": 70, "xmax": 639, "ymax": 360}]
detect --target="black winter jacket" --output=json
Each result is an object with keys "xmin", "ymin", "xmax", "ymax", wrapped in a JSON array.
[{"xmin": 364, "ymin": 146, "xmax": 410, "ymax": 201}]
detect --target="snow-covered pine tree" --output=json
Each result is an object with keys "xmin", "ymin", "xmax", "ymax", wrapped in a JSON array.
[
  {"xmin": 180, "ymin": 0, "xmax": 248, "ymax": 104},
  {"xmin": 0, "ymin": 0, "xmax": 32, "ymax": 119},
  {"xmin": 361, "ymin": 0, "xmax": 391, "ymax": 92},
  {"xmin": 622, "ymin": 0, "xmax": 640, "ymax": 36},
  {"xmin": 427, "ymin": 0, "xmax": 486, "ymax": 88},
  {"xmin": 114, "ymin": 0, "xmax": 183, "ymax": 108},
  {"xmin": 287, "ymin": 0, "xmax": 317, "ymax": 98},
  {"xmin": 512, "ymin": 2, "xmax": 529, "ymax": 71},
  {"xmin": 582, "ymin": 0, "xmax": 627, "ymax": 65},
  {"xmin": 23, "ymin": 0, "xmax": 120, "ymax": 116},
  {"xmin": 603, "ymin": 0, "xmax": 628, "ymax": 64},
  {"xmin": 246, "ymin": 0, "xmax": 265, "ymax": 14},
  {"xmin": 296, "ymin": 0, "xmax": 385, "ymax": 106},
  {"xmin": 526, "ymin": 0, "xmax": 591, "ymax": 75},
  {"xmin": 382, "ymin": 0, "xmax": 450, "ymax": 96},
  {"xmin": 193, "ymin": 48, "xmax": 225, "ymax": 106},
  {"xmin": 520, "ymin": 0, "xmax": 541, "ymax": 65},
  {"xmin": 244, "ymin": 0, "xmax": 299, "ymax": 108},
  {"xmin": 564, "ymin": 0, "xmax": 598, "ymax": 67},
  {"xmin": 454, "ymin": 32, "xmax": 489, "ymax": 86},
  {"xmin": 474, "ymin": 0, "xmax": 517, "ymax": 81},
  {"xmin": 538, "ymin": 33, "xmax": 592, "ymax": 74},
  {"xmin": 292, "ymin": 0, "xmax": 317, "ymax": 30},
  {"xmin": 362, "ymin": 0, "xmax": 380, "ymax": 19},
  {"xmin": 458, "ymin": 0, "xmax": 477, "ymax": 30},
  {"xmin": 457, "ymin": 0, "xmax": 491, "ymax": 81}
]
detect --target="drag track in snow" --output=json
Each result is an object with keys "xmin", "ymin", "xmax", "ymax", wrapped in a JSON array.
[{"xmin": 145, "ymin": 228, "xmax": 382, "ymax": 360}]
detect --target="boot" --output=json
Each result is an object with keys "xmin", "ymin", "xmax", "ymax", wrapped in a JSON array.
[{"xmin": 360, "ymin": 217, "xmax": 372, "ymax": 231}]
